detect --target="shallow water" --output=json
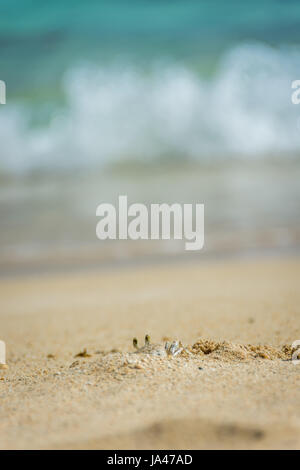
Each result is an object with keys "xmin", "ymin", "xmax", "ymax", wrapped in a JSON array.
[{"xmin": 0, "ymin": 161, "xmax": 299, "ymax": 273}]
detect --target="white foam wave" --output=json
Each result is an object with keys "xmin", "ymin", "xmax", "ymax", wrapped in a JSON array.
[{"xmin": 1, "ymin": 43, "xmax": 300, "ymax": 174}]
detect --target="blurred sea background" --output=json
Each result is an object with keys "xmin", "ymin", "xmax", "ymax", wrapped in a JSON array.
[{"xmin": 0, "ymin": 0, "xmax": 300, "ymax": 274}]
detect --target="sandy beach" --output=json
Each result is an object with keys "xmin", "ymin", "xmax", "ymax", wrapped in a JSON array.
[{"xmin": 0, "ymin": 256, "xmax": 299, "ymax": 450}]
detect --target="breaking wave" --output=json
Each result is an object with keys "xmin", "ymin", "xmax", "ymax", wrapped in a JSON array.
[{"xmin": 1, "ymin": 43, "xmax": 300, "ymax": 175}]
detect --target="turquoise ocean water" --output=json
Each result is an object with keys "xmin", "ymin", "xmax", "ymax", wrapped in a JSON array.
[{"xmin": 1, "ymin": 0, "xmax": 300, "ymax": 172}]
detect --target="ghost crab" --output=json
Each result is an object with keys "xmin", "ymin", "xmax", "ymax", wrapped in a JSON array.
[{"xmin": 132, "ymin": 334, "xmax": 183, "ymax": 357}]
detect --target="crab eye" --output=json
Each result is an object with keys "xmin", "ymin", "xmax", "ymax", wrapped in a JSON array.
[{"xmin": 145, "ymin": 334, "xmax": 150, "ymax": 345}]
